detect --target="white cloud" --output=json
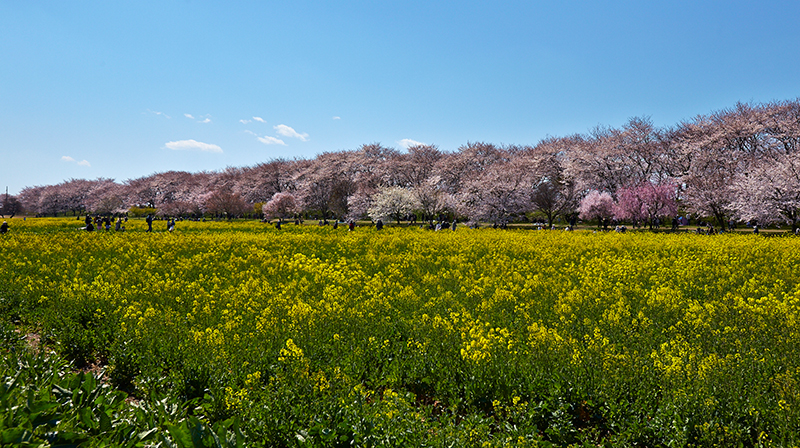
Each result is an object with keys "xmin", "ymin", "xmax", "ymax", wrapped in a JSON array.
[
  {"xmin": 147, "ymin": 109, "xmax": 171, "ymax": 119},
  {"xmin": 253, "ymin": 116, "xmax": 266, "ymax": 123},
  {"xmin": 274, "ymin": 124, "xmax": 309, "ymax": 141},
  {"xmin": 258, "ymin": 136, "xmax": 286, "ymax": 146},
  {"xmin": 332, "ymin": 116, "xmax": 341, "ymax": 120},
  {"xmin": 199, "ymin": 118, "xmax": 211, "ymax": 123},
  {"xmin": 398, "ymin": 138, "xmax": 426, "ymax": 149},
  {"xmin": 165, "ymin": 139, "xmax": 223, "ymax": 153},
  {"xmin": 62, "ymin": 156, "xmax": 91, "ymax": 166},
  {"xmin": 239, "ymin": 119, "xmax": 252, "ymax": 124},
  {"xmin": 184, "ymin": 113, "xmax": 195, "ymax": 119}
]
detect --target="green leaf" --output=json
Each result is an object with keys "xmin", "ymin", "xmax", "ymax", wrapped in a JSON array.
[
  {"xmin": 98, "ymin": 409, "xmax": 111, "ymax": 432},
  {"xmin": 78, "ymin": 406, "xmax": 95, "ymax": 428},
  {"xmin": 136, "ymin": 427, "xmax": 159, "ymax": 441},
  {"xmin": 26, "ymin": 401, "xmax": 58, "ymax": 415},
  {"xmin": 168, "ymin": 423, "xmax": 194, "ymax": 448},
  {"xmin": 0, "ymin": 427, "xmax": 30, "ymax": 444}
]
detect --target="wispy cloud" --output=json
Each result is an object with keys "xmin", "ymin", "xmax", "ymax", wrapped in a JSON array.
[
  {"xmin": 398, "ymin": 138, "xmax": 426, "ymax": 149},
  {"xmin": 239, "ymin": 119, "xmax": 252, "ymax": 124},
  {"xmin": 253, "ymin": 116, "xmax": 266, "ymax": 123},
  {"xmin": 244, "ymin": 130, "xmax": 257, "ymax": 136},
  {"xmin": 165, "ymin": 139, "xmax": 223, "ymax": 153},
  {"xmin": 61, "ymin": 155, "xmax": 91, "ymax": 167},
  {"xmin": 274, "ymin": 124, "xmax": 309, "ymax": 141},
  {"xmin": 184, "ymin": 113, "xmax": 195, "ymax": 119},
  {"xmin": 199, "ymin": 118, "xmax": 211, "ymax": 123},
  {"xmin": 258, "ymin": 136, "xmax": 287, "ymax": 146},
  {"xmin": 147, "ymin": 109, "xmax": 171, "ymax": 119},
  {"xmin": 332, "ymin": 116, "xmax": 341, "ymax": 120}
]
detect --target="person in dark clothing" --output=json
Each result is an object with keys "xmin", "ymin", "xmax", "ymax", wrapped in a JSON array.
[
  {"xmin": 0, "ymin": 221, "xmax": 8, "ymax": 234},
  {"xmin": 146, "ymin": 214, "xmax": 153, "ymax": 232},
  {"xmin": 376, "ymin": 219, "xmax": 384, "ymax": 230}
]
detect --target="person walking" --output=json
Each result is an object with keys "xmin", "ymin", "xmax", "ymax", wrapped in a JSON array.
[{"xmin": 146, "ymin": 214, "xmax": 153, "ymax": 232}]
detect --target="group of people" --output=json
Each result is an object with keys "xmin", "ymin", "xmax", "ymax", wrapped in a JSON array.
[
  {"xmin": 144, "ymin": 214, "xmax": 176, "ymax": 232},
  {"xmin": 78, "ymin": 214, "xmax": 175, "ymax": 233},
  {"xmin": 81, "ymin": 215, "xmax": 127, "ymax": 232}
]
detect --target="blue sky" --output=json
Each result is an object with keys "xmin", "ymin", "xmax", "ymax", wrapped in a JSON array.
[{"xmin": 2, "ymin": 1, "xmax": 799, "ymax": 195}]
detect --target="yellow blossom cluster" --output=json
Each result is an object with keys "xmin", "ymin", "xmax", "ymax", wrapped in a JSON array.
[{"xmin": 3, "ymin": 218, "xmax": 800, "ymax": 443}]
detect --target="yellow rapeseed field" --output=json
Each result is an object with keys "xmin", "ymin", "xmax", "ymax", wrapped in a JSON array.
[{"xmin": 1, "ymin": 218, "xmax": 799, "ymax": 446}]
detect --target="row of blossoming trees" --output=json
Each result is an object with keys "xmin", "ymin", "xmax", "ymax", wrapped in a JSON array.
[{"xmin": 14, "ymin": 99, "xmax": 800, "ymax": 231}]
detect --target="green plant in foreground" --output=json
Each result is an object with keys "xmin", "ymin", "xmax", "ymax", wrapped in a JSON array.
[{"xmin": 1, "ymin": 338, "xmax": 246, "ymax": 447}]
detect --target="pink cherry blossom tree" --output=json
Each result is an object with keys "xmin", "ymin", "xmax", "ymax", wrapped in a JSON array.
[
  {"xmin": 262, "ymin": 192, "xmax": 300, "ymax": 220},
  {"xmin": 578, "ymin": 190, "xmax": 615, "ymax": 228},
  {"xmin": 614, "ymin": 182, "xmax": 678, "ymax": 229}
]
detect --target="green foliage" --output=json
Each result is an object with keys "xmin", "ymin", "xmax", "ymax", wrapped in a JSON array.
[
  {"xmin": 0, "ymin": 343, "xmax": 247, "ymax": 447},
  {"xmin": 129, "ymin": 207, "xmax": 158, "ymax": 218}
]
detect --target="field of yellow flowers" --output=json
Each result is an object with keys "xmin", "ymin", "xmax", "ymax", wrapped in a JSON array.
[{"xmin": 2, "ymin": 218, "xmax": 800, "ymax": 446}]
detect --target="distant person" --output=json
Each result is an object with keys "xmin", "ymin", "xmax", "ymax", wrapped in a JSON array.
[
  {"xmin": 275, "ymin": 220, "xmax": 282, "ymax": 230},
  {"xmin": 146, "ymin": 214, "xmax": 153, "ymax": 232},
  {"xmin": 376, "ymin": 219, "xmax": 384, "ymax": 230},
  {"xmin": 115, "ymin": 217, "xmax": 122, "ymax": 231},
  {"xmin": 451, "ymin": 220, "xmax": 457, "ymax": 231},
  {"xmin": 85, "ymin": 221, "xmax": 94, "ymax": 232},
  {"xmin": 0, "ymin": 221, "xmax": 8, "ymax": 234},
  {"xmin": 348, "ymin": 220, "xmax": 355, "ymax": 232},
  {"xmin": 168, "ymin": 219, "xmax": 175, "ymax": 232}
]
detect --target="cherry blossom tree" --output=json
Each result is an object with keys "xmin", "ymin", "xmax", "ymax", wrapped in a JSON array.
[
  {"xmin": 578, "ymin": 190, "xmax": 615, "ymax": 227},
  {"xmin": 762, "ymin": 99, "xmax": 800, "ymax": 156},
  {"xmin": 294, "ymin": 152, "xmax": 357, "ymax": 219},
  {"xmin": 518, "ymin": 140, "xmax": 580, "ymax": 227},
  {"xmin": 0, "ymin": 194, "xmax": 22, "ymax": 217},
  {"xmin": 367, "ymin": 187, "xmax": 420, "ymax": 224},
  {"xmin": 394, "ymin": 144, "xmax": 443, "ymax": 188},
  {"xmin": 412, "ymin": 175, "xmax": 450, "ymax": 222},
  {"xmin": 203, "ymin": 188, "xmax": 249, "ymax": 218},
  {"xmin": 565, "ymin": 117, "xmax": 667, "ymax": 194},
  {"xmin": 614, "ymin": 182, "xmax": 678, "ymax": 229},
  {"xmin": 730, "ymin": 154, "xmax": 800, "ymax": 232},
  {"xmin": 262, "ymin": 192, "xmax": 300, "ymax": 220},
  {"xmin": 235, "ymin": 159, "xmax": 300, "ymax": 205},
  {"xmin": 457, "ymin": 159, "xmax": 528, "ymax": 225},
  {"xmin": 17, "ymin": 186, "xmax": 45, "ymax": 215},
  {"xmin": 434, "ymin": 142, "xmax": 508, "ymax": 195},
  {"xmin": 83, "ymin": 179, "xmax": 125, "ymax": 215}
]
